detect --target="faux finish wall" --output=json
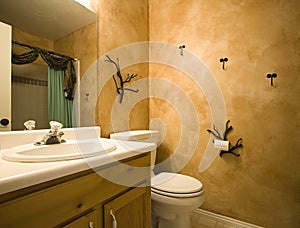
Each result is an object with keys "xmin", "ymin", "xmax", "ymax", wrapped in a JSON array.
[
  {"xmin": 54, "ymin": 22, "xmax": 97, "ymax": 80},
  {"xmin": 149, "ymin": 0, "xmax": 300, "ymax": 228},
  {"xmin": 96, "ymin": 0, "xmax": 149, "ymax": 137}
]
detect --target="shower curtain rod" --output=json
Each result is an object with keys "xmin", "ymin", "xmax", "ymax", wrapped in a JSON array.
[{"xmin": 12, "ymin": 40, "xmax": 75, "ymax": 61}]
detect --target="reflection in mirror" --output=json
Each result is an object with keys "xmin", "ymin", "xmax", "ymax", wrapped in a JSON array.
[
  {"xmin": 11, "ymin": 41, "xmax": 77, "ymax": 130},
  {"xmin": 12, "ymin": 63, "xmax": 48, "ymax": 129},
  {"xmin": 0, "ymin": 0, "xmax": 97, "ymax": 131}
]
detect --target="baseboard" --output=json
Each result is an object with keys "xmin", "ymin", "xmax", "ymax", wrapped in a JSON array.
[{"xmin": 192, "ymin": 208, "xmax": 264, "ymax": 228}]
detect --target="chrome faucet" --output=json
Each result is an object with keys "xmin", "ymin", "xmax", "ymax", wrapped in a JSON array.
[{"xmin": 35, "ymin": 121, "xmax": 66, "ymax": 145}]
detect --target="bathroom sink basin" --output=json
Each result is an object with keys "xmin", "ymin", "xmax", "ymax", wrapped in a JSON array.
[{"xmin": 1, "ymin": 138, "xmax": 117, "ymax": 162}]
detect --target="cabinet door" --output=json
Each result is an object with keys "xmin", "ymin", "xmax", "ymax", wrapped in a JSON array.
[{"xmin": 104, "ymin": 187, "xmax": 151, "ymax": 228}]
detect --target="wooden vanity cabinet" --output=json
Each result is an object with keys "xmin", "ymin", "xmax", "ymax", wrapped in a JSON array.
[{"xmin": 0, "ymin": 153, "xmax": 151, "ymax": 228}]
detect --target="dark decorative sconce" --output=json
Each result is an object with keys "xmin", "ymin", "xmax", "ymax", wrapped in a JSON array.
[
  {"xmin": 266, "ymin": 73, "xmax": 277, "ymax": 86},
  {"xmin": 219, "ymin": 57, "xmax": 228, "ymax": 70},
  {"xmin": 179, "ymin": 45, "xmax": 185, "ymax": 56},
  {"xmin": 105, "ymin": 55, "xmax": 139, "ymax": 103},
  {"xmin": 207, "ymin": 120, "xmax": 243, "ymax": 157}
]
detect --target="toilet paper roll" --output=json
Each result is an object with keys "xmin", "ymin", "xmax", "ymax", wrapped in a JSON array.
[{"xmin": 213, "ymin": 140, "xmax": 229, "ymax": 151}]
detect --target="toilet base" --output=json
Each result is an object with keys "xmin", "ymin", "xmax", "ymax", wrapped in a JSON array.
[
  {"xmin": 158, "ymin": 212, "xmax": 191, "ymax": 228},
  {"xmin": 151, "ymin": 203, "xmax": 193, "ymax": 228},
  {"xmin": 151, "ymin": 190, "xmax": 204, "ymax": 228}
]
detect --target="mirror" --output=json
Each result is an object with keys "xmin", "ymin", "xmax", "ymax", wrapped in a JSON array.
[{"xmin": 0, "ymin": 0, "xmax": 97, "ymax": 130}]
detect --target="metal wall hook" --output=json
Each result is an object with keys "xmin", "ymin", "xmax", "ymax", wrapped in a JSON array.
[
  {"xmin": 85, "ymin": 92, "xmax": 90, "ymax": 100},
  {"xmin": 266, "ymin": 73, "xmax": 277, "ymax": 86},
  {"xmin": 179, "ymin": 45, "xmax": 185, "ymax": 56},
  {"xmin": 219, "ymin": 57, "xmax": 228, "ymax": 70}
]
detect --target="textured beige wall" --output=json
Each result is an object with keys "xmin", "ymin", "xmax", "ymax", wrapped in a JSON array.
[
  {"xmin": 149, "ymin": 0, "xmax": 300, "ymax": 228},
  {"xmin": 54, "ymin": 22, "xmax": 97, "ymax": 79},
  {"xmin": 12, "ymin": 27, "xmax": 53, "ymax": 51},
  {"xmin": 96, "ymin": 0, "xmax": 149, "ymax": 137}
]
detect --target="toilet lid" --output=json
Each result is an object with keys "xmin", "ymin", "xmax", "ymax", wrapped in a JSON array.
[{"xmin": 151, "ymin": 172, "xmax": 203, "ymax": 194}]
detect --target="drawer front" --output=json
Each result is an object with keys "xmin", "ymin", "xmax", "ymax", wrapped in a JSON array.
[{"xmin": 62, "ymin": 210, "xmax": 97, "ymax": 228}]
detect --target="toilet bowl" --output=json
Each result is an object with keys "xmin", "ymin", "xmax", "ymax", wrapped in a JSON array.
[
  {"xmin": 110, "ymin": 130, "xmax": 204, "ymax": 228},
  {"xmin": 151, "ymin": 172, "xmax": 204, "ymax": 228}
]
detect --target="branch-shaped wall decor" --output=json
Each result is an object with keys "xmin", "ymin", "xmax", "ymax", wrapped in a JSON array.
[
  {"xmin": 207, "ymin": 120, "xmax": 243, "ymax": 157},
  {"xmin": 105, "ymin": 55, "xmax": 139, "ymax": 103}
]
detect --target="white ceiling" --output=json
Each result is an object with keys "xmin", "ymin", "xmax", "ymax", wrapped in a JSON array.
[{"xmin": 0, "ymin": 0, "xmax": 97, "ymax": 41}]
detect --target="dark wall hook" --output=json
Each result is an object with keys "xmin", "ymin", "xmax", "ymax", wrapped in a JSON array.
[
  {"xmin": 179, "ymin": 45, "xmax": 185, "ymax": 56},
  {"xmin": 105, "ymin": 55, "xmax": 139, "ymax": 103},
  {"xmin": 220, "ymin": 57, "xmax": 228, "ymax": 70},
  {"xmin": 266, "ymin": 73, "xmax": 277, "ymax": 86}
]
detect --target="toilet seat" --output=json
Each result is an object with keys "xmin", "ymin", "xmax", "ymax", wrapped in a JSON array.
[
  {"xmin": 151, "ymin": 187, "xmax": 203, "ymax": 198},
  {"xmin": 151, "ymin": 172, "xmax": 203, "ymax": 198}
]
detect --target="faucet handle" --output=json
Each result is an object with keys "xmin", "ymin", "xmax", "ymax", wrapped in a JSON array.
[
  {"xmin": 49, "ymin": 121, "xmax": 63, "ymax": 132},
  {"xmin": 24, "ymin": 120, "xmax": 36, "ymax": 130}
]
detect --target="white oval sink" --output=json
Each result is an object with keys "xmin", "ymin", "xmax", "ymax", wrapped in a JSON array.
[{"xmin": 1, "ymin": 138, "xmax": 116, "ymax": 162}]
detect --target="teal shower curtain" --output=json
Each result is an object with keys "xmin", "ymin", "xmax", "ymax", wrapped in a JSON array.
[{"xmin": 48, "ymin": 67, "xmax": 74, "ymax": 128}]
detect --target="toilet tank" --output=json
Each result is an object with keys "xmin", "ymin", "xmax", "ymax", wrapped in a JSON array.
[{"xmin": 110, "ymin": 130, "xmax": 159, "ymax": 169}]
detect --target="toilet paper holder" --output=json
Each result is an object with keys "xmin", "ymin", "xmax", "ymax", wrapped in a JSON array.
[{"xmin": 207, "ymin": 120, "xmax": 243, "ymax": 157}]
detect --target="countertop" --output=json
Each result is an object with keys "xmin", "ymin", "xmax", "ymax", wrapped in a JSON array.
[{"xmin": 0, "ymin": 137, "xmax": 155, "ymax": 196}]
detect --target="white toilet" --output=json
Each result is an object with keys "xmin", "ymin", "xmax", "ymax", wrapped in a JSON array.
[{"xmin": 110, "ymin": 130, "xmax": 204, "ymax": 228}]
